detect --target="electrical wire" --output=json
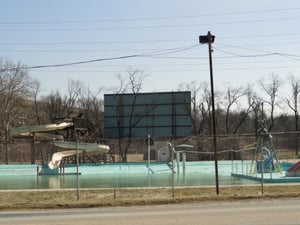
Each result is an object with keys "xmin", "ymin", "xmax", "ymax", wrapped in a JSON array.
[
  {"xmin": 0, "ymin": 44, "xmax": 200, "ymax": 71},
  {"xmin": 214, "ymin": 48, "xmax": 278, "ymax": 58},
  {"xmin": 214, "ymin": 45, "xmax": 300, "ymax": 59},
  {"xmin": 1, "ymin": 7, "xmax": 299, "ymax": 25},
  {"xmin": 0, "ymin": 39, "xmax": 194, "ymax": 46},
  {"xmin": 1, "ymin": 17, "xmax": 300, "ymax": 32},
  {"xmin": 1, "ymin": 32, "xmax": 300, "ymax": 50},
  {"xmin": 1, "ymin": 42, "xmax": 298, "ymax": 74},
  {"xmin": 1, "ymin": 6, "xmax": 299, "ymax": 79},
  {"xmin": 220, "ymin": 32, "xmax": 300, "ymax": 40}
]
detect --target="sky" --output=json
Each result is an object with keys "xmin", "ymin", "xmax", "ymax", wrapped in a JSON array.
[{"xmin": 1, "ymin": 0, "xmax": 300, "ymax": 98}]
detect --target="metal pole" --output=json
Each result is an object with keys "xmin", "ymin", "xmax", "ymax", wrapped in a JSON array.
[
  {"xmin": 171, "ymin": 145, "xmax": 175, "ymax": 198},
  {"xmin": 242, "ymin": 160, "xmax": 244, "ymax": 175},
  {"xmin": 148, "ymin": 135, "xmax": 150, "ymax": 171},
  {"xmin": 260, "ymin": 147, "xmax": 264, "ymax": 194},
  {"xmin": 168, "ymin": 143, "xmax": 175, "ymax": 198},
  {"xmin": 76, "ymin": 138, "xmax": 80, "ymax": 201},
  {"xmin": 207, "ymin": 31, "xmax": 219, "ymax": 195},
  {"xmin": 147, "ymin": 134, "xmax": 151, "ymax": 186},
  {"xmin": 182, "ymin": 152, "xmax": 186, "ymax": 175},
  {"xmin": 176, "ymin": 151, "xmax": 180, "ymax": 174}
]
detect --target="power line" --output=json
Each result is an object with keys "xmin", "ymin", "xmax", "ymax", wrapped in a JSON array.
[
  {"xmin": 214, "ymin": 45, "xmax": 300, "ymax": 59},
  {"xmin": 220, "ymin": 32, "xmax": 300, "ymax": 40},
  {"xmin": 3, "ymin": 57, "xmax": 289, "ymax": 70},
  {"xmin": 1, "ymin": 33, "xmax": 300, "ymax": 47},
  {"xmin": 2, "ymin": 45, "xmax": 199, "ymax": 71},
  {"xmin": 30, "ymin": 64, "xmax": 300, "ymax": 73},
  {"xmin": 22, "ymin": 54, "xmax": 300, "ymax": 72},
  {"xmin": 0, "ymin": 39, "xmax": 194, "ymax": 46},
  {"xmin": 1, "ymin": 7, "xmax": 299, "ymax": 25},
  {"xmin": 1, "ymin": 41, "xmax": 299, "ymax": 73},
  {"xmin": 1, "ymin": 16, "xmax": 300, "ymax": 32},
  {"xmin": 28, "ymin": 58, "xmax": 297, "ymax": 68},
  {"xmin": 26, "ymin": 55, "xmax": 140, "ymax": 69},
  {"xmin": 3, "ymin": 46, "xmax": 297, "ymax": 72},
  {"xmin": 214, "ymin": 48, "xmax": 277, "ymax": 58}
]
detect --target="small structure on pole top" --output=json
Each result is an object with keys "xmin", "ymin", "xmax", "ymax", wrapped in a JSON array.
[{"xmin": 199, "ymin": 33, "xmax": 215, "ymax": 44}]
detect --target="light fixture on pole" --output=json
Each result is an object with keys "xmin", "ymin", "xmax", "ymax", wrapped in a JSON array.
[{"xmin": 199, "ymin": 31, "xmax": 219, "ymax": 195}]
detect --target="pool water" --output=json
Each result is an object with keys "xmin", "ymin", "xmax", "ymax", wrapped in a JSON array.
[{"xmin": 0, "ymin": 161, "xmax": 257, "ymax": 189}]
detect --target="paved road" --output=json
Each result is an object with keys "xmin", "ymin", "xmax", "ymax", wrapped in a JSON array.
[{"xmin": 1, "ymin": 198, "xmax": 300, "ymax": 225}]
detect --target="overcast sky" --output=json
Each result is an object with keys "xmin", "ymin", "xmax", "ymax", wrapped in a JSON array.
[{"xmin": 1, "ymin": 0, "xmax": 300, "ymax": 97}]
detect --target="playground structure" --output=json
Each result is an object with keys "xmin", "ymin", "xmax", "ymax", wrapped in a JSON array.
[
  {"xmin": 232, "ymin": 120, "xmax": 300, "ymax": 182},
  {"xmin": 250, "ymin": 120, "xmax": 282, "ymax": 174}
]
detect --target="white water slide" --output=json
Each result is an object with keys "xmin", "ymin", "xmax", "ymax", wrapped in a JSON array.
[
  {"xmin": 10, "ymin": 122, "xmax": 73, "ymax": 141},
  {"xmin": 48, "ymin": 142, "xmax": 110, "ymax": 169},
  {"xmin": 48, "ymin": 150, "xmax": 79, "ymax": 169},
  {"xmin": 10, "ymin": 122, "xmax": 73, "ymax": 137}
]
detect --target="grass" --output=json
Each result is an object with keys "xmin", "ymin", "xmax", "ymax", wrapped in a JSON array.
[{"xmin": 1, "ymin": 185, "xmax": 300, "ymax": 211}]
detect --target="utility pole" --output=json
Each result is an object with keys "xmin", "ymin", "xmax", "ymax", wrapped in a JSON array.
[{"xmin": 199, "ymin": 31, "xmax": 219, "ymax": 195}]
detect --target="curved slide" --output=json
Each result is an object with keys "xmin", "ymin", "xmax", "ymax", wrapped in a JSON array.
[
  {"xmin": 48, "ymin": 150, "xmax": 79, "ymax": 169},
  {"xmin": 48, "ymin": 142, "xmax": 110, "ymax": 169},
  {"xmin": 10, "ymin": 122, "xmax": 73, "ymax": 141},
  {"xmin": 52, "ymin": 141, "xmax": 110, "ymax": 152},
  {"xmin": 10, "ymin": 122, "xmax": 73, "ymax": 136}
]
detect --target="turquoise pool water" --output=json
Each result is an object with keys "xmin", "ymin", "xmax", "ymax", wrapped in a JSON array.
[{"xmin": 0, "ymin": 161, "xmax": 258, "ymax": 189}]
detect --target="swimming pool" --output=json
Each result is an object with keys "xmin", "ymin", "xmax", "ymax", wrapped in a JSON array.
[{"xmin": 0, "ymin": 161, "xmax": 259, "ymax": 189}]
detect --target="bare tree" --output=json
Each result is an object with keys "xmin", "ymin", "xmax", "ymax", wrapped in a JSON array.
[
  {"xmin": 0, "ymin": 59, "xmax": 35, "ymax": 163},
  {"xmin": 177, "ymin": 81, "xmax": 202, "ymax": 135},
  {"xmin": 223, "ymin": 83, "xmax": 244, "ymax": 134},
  {"xmin": 258, "ymin": 74, "xmax": 282, "ymax": 131},
  {"xmin": 78, "ymin": 87, "xmax": 105, "ymax": 142},
  {"xmin": 229, "ymin": 84, "xmax": 257, "ymax": 134},
  {"xmin": 66, "ymin": 80, "xmax": 83, "ymax": 116},
  {"xmin": 31, "ymin": 79, "xmax": 42, "ymax": 124},
  {"xmin": 243, "ymin": 84, "xmax": 262, "ymax": 133},
  {"xmin": 114, "ymin": 69, "xmax": 149, "ymax": 162},
  {"xmin": 286, "ymin": 75, "xmax": 300, "ymax": 131},
  {"xmin": 177, "ymin": 81, "xmax": 216, "ymax": 136},
  {"xmin": 286, "ymin": 75, "xmax": 300, "ymax": 155},
  {"xmin": 42, "ymin": 80, "xmax": 83, "ymax": 122},
  {"xmin": 42, "ymin": 91, "xmax": 66, "ymax": 122},
  {"xmin": 200, "ymin": 82, "xmax": 214, "ymax": 135}
]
